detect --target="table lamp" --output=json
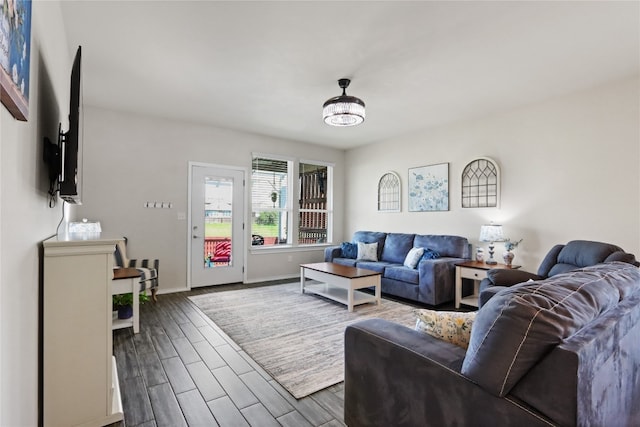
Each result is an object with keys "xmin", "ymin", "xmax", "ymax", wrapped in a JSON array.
[{"xmin": 479, "ymin": 223, "xmax": 505, "ymax": 265}]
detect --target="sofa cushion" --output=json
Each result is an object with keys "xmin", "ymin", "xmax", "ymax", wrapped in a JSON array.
[
  {"xmin": 461, "ymin": 262, "xmax": 639, "ymax": 397},
  {"xmin": 605, "ymin": 251, "xmax": 639, "ymax": 265},
  {"xmin": 415, "ymin": 309, "xmax": 477, "ymax": 349},
  {"xmin": 403, "ymin": 247, "xmax": 424, "ymax": 268},
  {"xmin": 356, "ymin": 261, "xmax": 394, "ymax": 274},
  {"xmin": 414, "ymin": 234, "xmax": 470, "ymax": 258},
  {"xmin": 352, "ymin": 231, "xmax": 387, "ymax": 260},
  {"xmin": 384, "ymin": 265, "xmax": 419, "ymax": 284},
  {"xmin": 341, "ymin": 242, "xmax": 358, "ymax": 259},
  {"xmin": 357, "ymin": 242, "xmax": 378, "ymax": 261},
  {"xmin": 381, "ymin": 233, "xmax": 415, "ymax": 264},
  {"xmin": 547, "ymin": 240, "xmax": 625, "ymax": 277}
]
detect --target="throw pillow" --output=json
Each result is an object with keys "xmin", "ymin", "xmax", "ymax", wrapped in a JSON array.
[
  {"xmin": 420, "ymin": 248, "xmax": 440, "ymax": 261},
  {"xmin": 403, "ymin": 247, "xmax": 425, "ymax": 269},
  {"xmin": 357, "ymin": 241, "xmax": 378, "ymax": 261},
  {"xmin": 414, "ymin": 309, "xmax": 477, "ymax": 349},
  {"xmin": 340, "ymin": 242, "xmax": 358, "ymax": 259}
]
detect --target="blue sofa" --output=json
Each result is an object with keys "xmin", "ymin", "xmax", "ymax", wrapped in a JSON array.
[
  {"xmin": 324, "ymin": 231, "xmax": 471, "ymax": 306},
  {"xmin": 344, "ymin": 262, "xmax": 640, "ymax": 426}
]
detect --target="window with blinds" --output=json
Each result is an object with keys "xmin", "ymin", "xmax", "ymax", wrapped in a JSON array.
[
  {"xmin": 251, "ymin": 155, "xmax": 333, "ymax": 247},
  {"xmin": 251, "ymin": 157, "xmax": 290, "ymax": 246}
]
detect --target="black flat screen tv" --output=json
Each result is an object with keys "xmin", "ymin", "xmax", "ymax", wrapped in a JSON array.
[{"xmin": 58, "ymin": 45, "xmax": 83, "ymax": 204}]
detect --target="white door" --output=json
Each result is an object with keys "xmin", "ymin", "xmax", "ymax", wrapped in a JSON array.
[{"xmin": 190, "ymin": 164, "xmax": 244, "ymax": 287}]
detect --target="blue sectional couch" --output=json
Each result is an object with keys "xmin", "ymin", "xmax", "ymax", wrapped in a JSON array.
[
  {"xmin": 324, "ymin": 231, "xmax": 471, "ymax": 306},
  {"xmin": 344, "ymin": 262, "xmax": 640, "ymax": 426}
]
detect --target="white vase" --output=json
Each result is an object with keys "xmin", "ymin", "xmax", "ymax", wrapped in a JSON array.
[{"xmin": 503, "ymin": 250, "xmax": 514, "ymax": 266}]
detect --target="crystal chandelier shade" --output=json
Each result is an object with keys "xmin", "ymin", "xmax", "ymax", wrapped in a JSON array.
[{"xmin": 323, "ymin": 79, "xmax": 365, "ymax": 127}]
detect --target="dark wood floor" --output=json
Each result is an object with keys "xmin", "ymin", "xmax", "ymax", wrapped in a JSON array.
[{"xmin": 112, "ymin": 281, "xmax": 347, "ymax": 427}]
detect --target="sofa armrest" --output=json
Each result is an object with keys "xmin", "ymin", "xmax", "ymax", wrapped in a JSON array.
[
  {"xmin": 417, "ymin": 257, "xmax": 467, "ymax": 305},
  {"xmin": 324, "ymin": 245, "xmax": 342, "ymax": 262},
  {"xmin": 345, "ymin": 318, "xmax": 553, "ymax": 427},
  {"xmin": 484, "ymin": 269, "xmax": 542, "ymax": 287},
  {"xmin": 478, "ymin": 285, "xmax": 509, "ymax": 307},
  {"xmin": 477, "ymin": 270, "xmax": 542, "ymax": 307}
]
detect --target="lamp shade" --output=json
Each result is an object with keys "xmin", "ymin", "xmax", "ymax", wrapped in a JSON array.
[
  {"xmin": 479, "ymin": 224, "xmax": 504, "ymax": 243},
  {"xmin": 323, "ymin": 78, "xmax": 365, "ymax": 127}
]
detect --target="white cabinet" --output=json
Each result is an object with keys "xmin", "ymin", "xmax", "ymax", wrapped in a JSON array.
[{"xmin": 42, "ymin": 235, "xmax": 124, "ymax": 426}]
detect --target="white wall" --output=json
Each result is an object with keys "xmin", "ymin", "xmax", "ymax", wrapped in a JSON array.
[
  {"xmin": 344, "ymin": 77, "xmax": 640, "ymax": 272},
  {"xmin": 73, "ymin": 107, "xmax": 345, "ymax": 291},
  {"xmin": 0, "ymin": 2, "xmax": 71, "ymax": 425}
]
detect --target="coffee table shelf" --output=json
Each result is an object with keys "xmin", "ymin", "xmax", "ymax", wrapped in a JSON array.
[
  {"xmin": 300, "ymin": 262, "xmax": 381, "ymax": 312},
  {"xmin": 303, "ymin": 283, "xmax": 377, "ymax": 306}
]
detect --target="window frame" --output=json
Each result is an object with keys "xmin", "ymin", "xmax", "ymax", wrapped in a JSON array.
[
  {"xmin": 298, "ymin": 159, "xmax": 333, "ymax": 246},
  {"xmin": 250, "ymin": 153, "xmax": 334, "ymax": 251},
  {"xmin": 251, "ymin": 153, "xmax": 293, "ymax": 248}
]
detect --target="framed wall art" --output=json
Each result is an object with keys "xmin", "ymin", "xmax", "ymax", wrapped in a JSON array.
[
  {"xmin": 377, "ymin": 171, "xmax": 401, "ymax": 212},
  {"xmin": 1, "ymin": 0, "xmax": 32, "ymax": 121},
  {"xmin": 408, "ymin": 163, "xmax": 449, "ymax": 212},
  {"xmin": 461, "ymin": 157, "xmax": 500, "ymax": 208}
]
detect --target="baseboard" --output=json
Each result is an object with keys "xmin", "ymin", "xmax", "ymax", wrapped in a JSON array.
[
  {"xmin": 155, "ymin": 275, "xmax": 299, "ymax": 295},
  {"xmin": 244, "ymin": 273, "xmax": 299, "ymax": 284},
  {"xmin": 156, "ymin": 286, "xmax": 189, "ymax": 295}
]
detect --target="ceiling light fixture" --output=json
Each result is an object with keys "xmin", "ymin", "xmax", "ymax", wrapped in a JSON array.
[{"xmin": 322, "ymin": 78, "xmax": 365, "ymax": 127}]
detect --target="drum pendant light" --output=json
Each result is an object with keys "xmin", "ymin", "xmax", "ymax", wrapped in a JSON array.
[{"xmin": 322, "ymin": 78, "xmax": 365, "ymax": 127}]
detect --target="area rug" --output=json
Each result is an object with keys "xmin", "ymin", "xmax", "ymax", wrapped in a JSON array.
[{"xmin": 188, "ymin": 282, "xmax": 417, "ymax": 399}]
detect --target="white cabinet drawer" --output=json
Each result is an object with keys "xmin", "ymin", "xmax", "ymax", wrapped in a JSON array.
[{"xmin": 459, "ymin": 266, "xmax": 488, "ymax": 281}]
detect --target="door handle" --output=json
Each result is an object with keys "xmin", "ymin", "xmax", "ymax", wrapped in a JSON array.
[{"xmin": 193, "ymin": 235, "xmax": 200, "ymax": 239}]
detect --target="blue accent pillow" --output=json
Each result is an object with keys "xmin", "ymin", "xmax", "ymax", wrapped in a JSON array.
[
  {"xmin": 341, "ymin": 242, "xmax": 358, "ymax": 259},
  {"xmin": 420, "ymin": 248, "xmax": 440, "ymax": 262}
]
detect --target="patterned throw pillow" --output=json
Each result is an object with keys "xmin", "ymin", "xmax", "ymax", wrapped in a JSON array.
[
  {"xmin": 414, "ymin": 309, "xmax": 477, "ymax": 349},
  {"xmin": 357, "ymin": 242, "xmax": 378, "ymax": 261},
  {"xmin": 420, "ymin": 248, "xmax": 440, "ymax": 261},
  {"xmin": 341, "ymin": 242, "xmax": 358, "ymax": 259},
  {"xmin": 403, "ymin": 247, "xmax": 425, "ymax": 269}
]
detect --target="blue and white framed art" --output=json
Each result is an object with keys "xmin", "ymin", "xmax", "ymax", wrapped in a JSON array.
[
  {"xmin": 408, "ymin": 163, "xmax": 449, "ymax": 212},
  {"xmin": 0, "ymin": 0, "xmax": 31, "ymax": 121}
]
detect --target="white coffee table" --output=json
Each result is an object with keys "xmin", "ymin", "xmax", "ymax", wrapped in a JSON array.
[{"xmin": 300, "ymin": 262, "xmax": 381, "ymax": 312}]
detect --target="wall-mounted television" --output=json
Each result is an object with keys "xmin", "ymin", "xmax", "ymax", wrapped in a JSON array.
[{"xmin": 43, "ymin": 45, "xmax": 83, "ymax": 205}]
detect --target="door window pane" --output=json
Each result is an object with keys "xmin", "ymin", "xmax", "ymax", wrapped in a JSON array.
[{"xmin": 204, "ymin": 176, "xmax": 232, "ymax": 267}]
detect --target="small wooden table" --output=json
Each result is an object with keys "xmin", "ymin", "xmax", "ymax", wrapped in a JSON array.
[
  {"xmin": 112, "ymin": 267, "xmax": 141, "ymax": 333},
  {"xmin": 455, "ymin": 261, "xmax": 521, "ymax": 309},
  {"xmin": 300, "ymin": 262, "xmax": 381, "ymax": 312}
]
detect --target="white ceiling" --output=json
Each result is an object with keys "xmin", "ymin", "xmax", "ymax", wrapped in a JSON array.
[{"xmin": 59, "ymin": 1, "xmax": 640, "ymax": 150}]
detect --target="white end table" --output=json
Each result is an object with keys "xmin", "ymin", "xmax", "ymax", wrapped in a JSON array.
[
  {"xmin": 112, "ymin": 267, "xmax": 141, "ymax": 333},
  {"xmin": 455, "ymin": 261, "xmax": 520, "ymax": 308}
]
